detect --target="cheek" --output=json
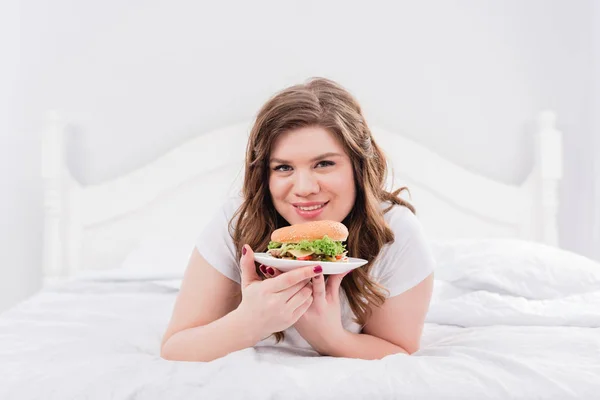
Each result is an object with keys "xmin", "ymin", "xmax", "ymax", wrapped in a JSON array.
[
  {"xmin": 268, "ymin": 176, "xmax": 289, "ymax": 201},
  {"xmin": 342, "ymin": 166, "xmax": 357, "ymax": 195},
  {"xmin": 323, "ymin": 167, "xmax": 356, "ymax": 198}
]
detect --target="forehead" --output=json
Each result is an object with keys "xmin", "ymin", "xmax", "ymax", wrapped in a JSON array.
[{"xmin": 270, "ymin": 126, "xmax": 345, "ymax": 158}]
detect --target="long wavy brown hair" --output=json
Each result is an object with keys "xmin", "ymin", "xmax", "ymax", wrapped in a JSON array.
[{"xmin": 231, "ymin": 77, "xmax": 415, "ymax": 342}]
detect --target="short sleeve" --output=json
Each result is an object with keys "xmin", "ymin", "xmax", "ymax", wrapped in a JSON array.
[
  {"xmin": 195, "ymin": 198, "xmax": 242, "ymax": 284},
  {"xmin": 371, "ymin": 205, "xmax": 436, "ymax": 298}
]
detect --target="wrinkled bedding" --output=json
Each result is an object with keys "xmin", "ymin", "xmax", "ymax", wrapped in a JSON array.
[{"xmin": 1, "ymin": 239, "xmax": 599, "ymax": 399}]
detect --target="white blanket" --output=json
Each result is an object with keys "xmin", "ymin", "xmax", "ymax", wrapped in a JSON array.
[{"xmin": 1, "ymin": 239, "xmax": 599, "ymax": 399}]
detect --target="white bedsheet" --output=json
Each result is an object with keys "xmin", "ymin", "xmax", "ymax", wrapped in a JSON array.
[{"xmin": 1, "ymin": 240, "xmax": 600, "ymax": 400}]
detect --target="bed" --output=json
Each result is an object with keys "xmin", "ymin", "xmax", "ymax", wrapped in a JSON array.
[{"xmin": 1, "ymin": 110, "xmax": 599, "ymax": 399}]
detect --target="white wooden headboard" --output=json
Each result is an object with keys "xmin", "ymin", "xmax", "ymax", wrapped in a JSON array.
[{"xmin": 41, "ymin": 110, "xmax": 563, "ymax": 280}]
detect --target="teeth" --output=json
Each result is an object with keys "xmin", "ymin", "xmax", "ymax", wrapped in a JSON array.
[{"xmin": 298, "ymin": 204, "xmax": 324, "ymax": 211}]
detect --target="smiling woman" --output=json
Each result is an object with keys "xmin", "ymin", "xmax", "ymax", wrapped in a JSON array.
[
  {"xmin": 268, "ymin": 127, "xmax": 356, "ymax": 225},
  {"xmin": 160, "ymin": 78, "xmax": 435, "ymax": 361}
]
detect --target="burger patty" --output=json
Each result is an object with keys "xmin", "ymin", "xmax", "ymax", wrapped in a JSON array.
[{"xmin": 266, "ymin": 249, "xmax": 346, "ymax": 262}]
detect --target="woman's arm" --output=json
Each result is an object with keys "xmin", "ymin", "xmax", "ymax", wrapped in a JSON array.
[
  {"xmin": 324, "ymin": 273, "xmax": 434, "ymax": 359},
  {"xmin": 324, "ymin": 331, "xmax": 408, "ymax": 359},
  {"xmin": 160, "ymin": 246, "xmax": 319, "ymax": 362},
  {"xmin": 161, "ymin": 309, "xmax": 262, "ymax": 362},
  {"xmin": 160, "ymin": 248, "xmax": 258, "ymax": 362}
]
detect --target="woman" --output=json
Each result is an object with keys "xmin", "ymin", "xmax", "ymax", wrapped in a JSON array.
[{"xmin": 160, "ymin": 78, "xmax": 435, "ymax": 362}]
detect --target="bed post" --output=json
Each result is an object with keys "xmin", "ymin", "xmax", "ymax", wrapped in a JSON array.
[
  {"xmin": 41, "ymin": 111, "xmax": 67, "ymax": 281},
  {"xmin": 533, "ymin": 110, "xmax": 563, "ymax": 247}
]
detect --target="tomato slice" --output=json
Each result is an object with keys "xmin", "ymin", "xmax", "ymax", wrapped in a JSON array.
[
  {"xmin": 296, "ymin": 255, "xmax": 313, "ymax": 261},
  {"xmin": 335, "ymin": 254, "xmax": 342, "ymax": 259}
]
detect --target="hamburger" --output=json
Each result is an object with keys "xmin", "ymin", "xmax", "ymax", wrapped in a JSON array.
[{"xmin": 266, "ymin": 220, "xmax": 349, "ymax": 262}]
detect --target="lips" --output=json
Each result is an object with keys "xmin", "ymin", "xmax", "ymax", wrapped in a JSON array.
[
  {"xmin": 292, "ymin": 201, "xmax": 329, "ymax": 218},
  {"xmin": 292, "ymin": 201, "xmax": 328, "ymax": 211},
  {"xmin": 296, "ymin": 204, "xmax": 325, "ymax": 211}
]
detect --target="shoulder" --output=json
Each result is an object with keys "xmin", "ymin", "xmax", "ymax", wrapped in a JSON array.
[
  {"xmin": 223, "ymin": 194, "xmax": 244, "ymax": 214},
  {"xmin": 218, "ymin": 195, "xmax": 244, "ymax": 222},
  {"xmin": 381, "ymin": 202, "xmax": 423, "ymax": 245},
  {"xmin": 370, "ymin": 202, "xmax": 436, "ymax": 297},
  {"xmin": 198, "ymin": 195, "xmax": 244, "ymax": 240},
  {"xmin": 195, "ymin": 195, "xmax": 245, "ymax": 284}
]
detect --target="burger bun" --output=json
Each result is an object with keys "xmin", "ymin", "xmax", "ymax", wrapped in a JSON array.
[{"xmin": 271, "ymin": 220, "xmax": 348, "ymax": 243}]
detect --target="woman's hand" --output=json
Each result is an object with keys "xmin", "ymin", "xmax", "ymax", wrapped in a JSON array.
[
  {"xmin": 260, "ymin": 264, "xmax": 349, "ymax": 355},
  {"xmin": 235, "ymin": 245, "xmax": 322, "ymax": 342}
]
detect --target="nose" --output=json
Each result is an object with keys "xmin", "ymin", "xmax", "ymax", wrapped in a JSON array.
[{"xmin": 293, "ymin": 170, "xmax": 320, "ymax": 197}]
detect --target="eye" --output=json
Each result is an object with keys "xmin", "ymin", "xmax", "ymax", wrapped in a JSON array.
[
  {"xmin": 315, "ymin": 160, "xmax": 335, "ymax": 168},
  {"xmin": 273, "ymin": 164, "xmax": 293, "ymax": 172}
]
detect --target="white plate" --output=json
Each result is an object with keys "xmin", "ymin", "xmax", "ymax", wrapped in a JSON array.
[{"xmin": 253, "ymin": 253, "xmax": 368, "ymax": 275}]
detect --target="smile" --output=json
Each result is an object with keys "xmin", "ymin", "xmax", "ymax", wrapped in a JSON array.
[
  {"xmin": 292, "ymin": 201, "xmax": 329, "ymax": 218},
  {"xmin": 296, "ymin": 204, "xmax": 326, "ymax": 211}
]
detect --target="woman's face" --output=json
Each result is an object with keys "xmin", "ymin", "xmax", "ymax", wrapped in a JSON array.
[{"xmin": 268, "ymin": 126, "xmax": 356, "ymax": 225}]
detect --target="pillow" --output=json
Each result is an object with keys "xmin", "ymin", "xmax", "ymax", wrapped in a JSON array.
[
  {"xmin": 430, "ymin": 238, "xmax": 600, "ymax": 299},
  {"xmin": 119, "ymin": 236, "xmax": 600, "ymax": 299},
  {"xmin": 120, "ymin": 236, "xmax": 195, "ymax": 279}
]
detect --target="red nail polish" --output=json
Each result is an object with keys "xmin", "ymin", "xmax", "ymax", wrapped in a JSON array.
[
  {"xmin": 242, "ymin": 246, "xmax": 247, "ymax": 256},
  {"xmin": 260, "ymin": 265, "xmax": 267, "ymax": 274},
  {"xmin": 267, "ymin": 267, "xmax": 275, "ymax": 275},
  {"xmin": 314, "ymin": 266, "xmax": 322, "ymax": 273}
]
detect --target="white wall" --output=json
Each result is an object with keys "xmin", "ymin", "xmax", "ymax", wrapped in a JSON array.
[
  {"xmin": 3, "ymin": 0, "xmax": 597, "ymax": 312},
  {"xmin": 593, "ymin": 0, "xmax": 600, "ymax": 261},
  {"xmin": 1, "ymin": 0, "xmax": 43, "ymax": 312}
]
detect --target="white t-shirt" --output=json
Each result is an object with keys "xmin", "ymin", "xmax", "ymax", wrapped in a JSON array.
[{"xmin": 195, "ymin": 196, "xmax": 436, "ymax": 351}]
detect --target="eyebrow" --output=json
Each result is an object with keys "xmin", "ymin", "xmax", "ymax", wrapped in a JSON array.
[{"xmin": 269, "ymin": 152, "xmax": 343, "ymax": 164}]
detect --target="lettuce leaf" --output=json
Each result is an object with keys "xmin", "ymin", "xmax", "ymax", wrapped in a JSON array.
[{"xmin": 267, "ymin": 235, "xmax": 345, "ymax": 257}]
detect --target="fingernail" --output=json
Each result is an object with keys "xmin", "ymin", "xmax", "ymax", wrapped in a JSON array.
[
  {"xmin": 267, "ymin": 267, "xmax": 274, "ymax": 275},
  {"xmin": 313, "ymin": 266, "xmax": 322, "ymax": 273},
  {"xmin": 259, "ymin": 265, "xmax": 267, "ymax": 274},
  {"xmin": 242, "ymin": 246, "xmax": 247, "ymax": 256}
]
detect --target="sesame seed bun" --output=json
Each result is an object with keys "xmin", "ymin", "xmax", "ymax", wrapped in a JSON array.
[{"xmin": 271, "ymin": 220, "xmax": 348, "ymax": 243}]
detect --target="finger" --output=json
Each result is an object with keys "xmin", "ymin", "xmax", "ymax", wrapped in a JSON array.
[
  {"xmin": 266, "ymin": 266, "xmax": 282, "ymax": 278},
  {"xmin": 259, "ymin": 265, "xmax": 282, "ymax": 280},
  {"xmin": 286, "ymin": 285, "xmax": 313, "ymax": 310},
  {"xmin": 259, "ymin": 264, "xmax": 269, "ymax": 279},
  {"xmin": 291, "ymin": 294, "xmax": 314, "ymax": 322},
  {"xmin": 279, "ymin": 278, "xmax": 311, "ymax": 300},
  {"xmin": 311, "ymin": 267, "xmax": 326, "ymax": 303},
  {"xmin": 265, "ymin": 265, "xmax": 323, "ymax": 292},
  {"xmin": 239, "ymin": 245, "xmax": 260, "ymax": 288},
  {"xmin": 325, "ymin": 272, "xmax": 347, "ymax": 301}
]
